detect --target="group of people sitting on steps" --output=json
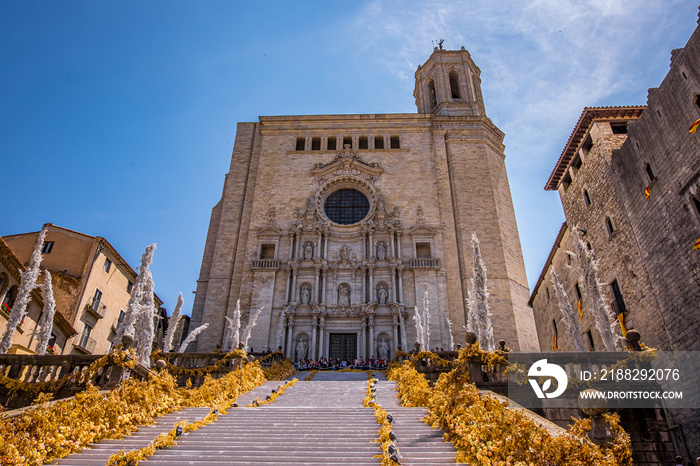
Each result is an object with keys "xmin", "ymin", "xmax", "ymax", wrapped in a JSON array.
[{"xmin": 292, "ymin": 357, "xmax": 389, "ymax": 371}]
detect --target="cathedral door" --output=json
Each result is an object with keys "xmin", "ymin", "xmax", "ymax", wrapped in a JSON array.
[{"xmin": 329, "ymin": 333, "xmax": 357, "ymax": 362}]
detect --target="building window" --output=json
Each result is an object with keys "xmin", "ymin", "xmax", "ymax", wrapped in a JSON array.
[
  {"xmin": 126, "ymin": 282, "xmax": 133, "ymax": 294},
  {"xmin": 694, "ymin": 94, "xmax": 700, "ymax": 110},
  {"xmin": 359, "ymin": 136, "xmax": 368, "ymax": 150},
  {"xmin": 583, "ymin": 189, "xmax": 591, "ymax": 207},
  {"xmin": 390, "ymin": 136, "xmax": 400, "ymax": 149},
  {"xmin": 104, "ymin": 258, "xmax": 112, "ymax": 272},
  {"xmin": 79, "ymin": 324, "xmax": 93, "ymax": 349},
  {"xmin": 311, "ymin": 137, "xmax": 321, "ymax": 150},
  {"xmin": 571, "ymin": 154, "xmax": 582, "ymax": 171},
  {"xmin": 374, "ymin": 135, "xmax": 384, "ymax": 149},
  {"xmin": 610, "ymin": 122, "xmax": 628, "ymax": 134},
  {"xmin": 92, "ymin": 289, "xmax": 103, "ymax": 311},
  {"xmin": 574, "ymin": 283, "xmax": 582, "ymax": 301},
  {"xmin": 586, "ymin": 330, "xmax": 595, "ymax": 350},
  {"xmin": 42, "ymin": 241, "xmax": 54, "ymax": 254},
  {"xmin": 343, "ymin": 136, "xmax": 352, "ymax": 149},
  {"xmin": 605, "ymin": 216, "xmax": 615, "ymax": 235},
  {"xmin": 327, "ymin": 137, "xmax": 337, "ymax": 150},
  {"xmin": 295, "ymin": 137, "xmax": 305, "ymax": 151},
  {"xmin": 610, "ymin": 279, "xmax": 627, "ymax": 315},
  {"xmin": 324, "ymin": 189, "xmax": 370, "ymax": 225},
  {"xmin": 449, "ymin": 70, "xmax": 460, "ymax": 99},
  {"xmin": 260, "ymin": 244, "xmax": 276, "ymax": 259},
  {"xmin": 691, "ymin": 195, "xmax": 700, "ymax": 217},
  {"xmin": 415, "ymin": 242, "xmax": 431, "ymax": 258},
  {"xmin": 545, "ymin": 287, "xmax": 550, "ymax": 301},
  {"xmin": 561, "ymin": 172, "xmax": 572, "ymax": 191},
  {"xmin": 644, "ymin": 163, "xmax": 655, "ymax": 182},
  {"xmin": 581, "ymin": 136, "xmax": 593, "ymax": 153}
]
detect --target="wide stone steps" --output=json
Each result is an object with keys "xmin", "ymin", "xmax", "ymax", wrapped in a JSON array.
[{"xmin": 51, "ymin": 372, "xmax": 461, "ymax": 465}]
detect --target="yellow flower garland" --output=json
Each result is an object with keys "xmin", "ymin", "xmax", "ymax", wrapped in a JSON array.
[
  {"xmin": 388, "ymin": 360, "xmax": 633, "ymax": 465},
  {"xmin": 246, "ymin": 378, "xmax": 297, "ymax": 407}
]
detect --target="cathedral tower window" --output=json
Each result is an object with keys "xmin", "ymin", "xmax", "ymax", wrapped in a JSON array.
[
  {"xmin": 296, "ymin": 137, "xmax": 306, "ymax": 151},
  {"xmin": 323, "ymin": 189, "xmax": 370, "ymax": 225},
  {"xmin": 586, "ymin": 330, "xmax": 595, "ymax": 350},
  {"xmin": 390, "ymin": 136, "xmax": 400, "ymax": 149},
  {"xmin": 644, "ymin": 163, "xmax": 655, "ymax": 182},
  {"xmin": 415, "ymin": 242, "xmax": 431, "ymax": 258},
  {"xmin": 343, "ymin": 136, "xmax": 352, "ymax": 149},
  {"xmin": 359, "ymin": 136, "xmax": 368, "ymax": 149},
  {"xmin": 610, "ymin": 122, "xmax": 628, "ymax": 134},
  {"xmin": 610, "ymin": 279, "xmax": 627, "ymax": 315},
  {"xmin": 583, "ymin": 189, "xmax": 591, "ymax": 207},
  {"xmin": 605, "ymin": 216, "xmax": 615, "ymax": 235},
  {"xmin": 374, "ymin": 135, "xmax": 384, "ymax": 149},
  {"xmin": 449, "ymin": 70, "xmax": 460, "ymax": 99},
  {"xmin": 327, "ymin": 136, "xmax": 337, "ymax": 150},
  {"xmin": 694, "ymin": 94, "xmax": 700, "ymax": 110},
  {"xmin": 691, "ymin": 194, "xmax": 700, "ymax": 218},
  {"xmin": 427, "ymin": 79, "xmax": 437, "ymax": 110},
  {"xmin": 311, "ymin": 137, "xmax": 321, "ymax": 150},
  {"xmin": 42, "ymin": 241, "xmax": 54, "ymax": 254}
]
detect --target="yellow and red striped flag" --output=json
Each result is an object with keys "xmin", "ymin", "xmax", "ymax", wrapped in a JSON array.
[
  {"xmin": 693, "ymin": 237, "xmax": 700, "ymax": 251},
  {"xmin": 577, "ymin": 299, "xmax": 583, "ymax": 319},
  {"xmin": 552, "ymin": 334, "xmax": 558, "ymax": 351},
  {"xmin": 690, "ymin": 118, "xmax": 700, "ymax": 134},
  {"xmin": 617, "ymin": 313, "xmax": 628, "ymax": 337},
  {"xmin": 644, "ymin": 185, "xmax": 650, "ymax": 199}
]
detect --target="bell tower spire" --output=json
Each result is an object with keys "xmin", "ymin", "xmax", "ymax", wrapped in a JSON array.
[{"xmin": 414, "ymin": 46, "xmax": 486, "ymax": 116}]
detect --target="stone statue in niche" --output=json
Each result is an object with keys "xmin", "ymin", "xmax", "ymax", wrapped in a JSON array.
[
  {"xmin": 377, "ymin": 285, "xmax": 388, "ymax": 305},
  {"xmin": 304, "ymin": 243, "xmax": 313, "ymax": 260},
  {"xmin": 377, "ymin": 338, "xmax": 389, "ymax": 360},
  {"xmin": 296, "ymin": 338, "xmax": 307, "ymax": 361},
  {"xmin": 339, "ymin": 245, "xmax": 350, "ymax": 262},
  {"xmin": 377, "ymin": 194, "xmax": 387, "ymax": 214},
  {"xmin": 301, "ymin": 285, "xmax": 311, "ymax": 305},
  {"xmin": 338, "ymin": 284, "xmax": 351, "ymax": 307},
  {"xmin": 376, "ymin": 241, "xmax": 387, "ymax": 260}
]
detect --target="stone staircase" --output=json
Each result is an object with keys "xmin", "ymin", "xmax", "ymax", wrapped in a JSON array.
[{"xmin": 51, "ymin": 372, "xmax": 459, "ymax": 465}]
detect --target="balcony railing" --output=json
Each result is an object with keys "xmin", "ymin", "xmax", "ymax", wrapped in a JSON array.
[
  {"xmin": 251, "ymin": 259, "xmax": 280, "ymax": 270},
  {"xmin": 409, "ymin": 258, "xmax": 440, "ymax": 269},
  {"xmin": 85, "ymin": 302, "xmax": 106, "ymax": 319},
  {"xmin": 74, "ymin": 336, "xmax": 97, "ymax": 354}
]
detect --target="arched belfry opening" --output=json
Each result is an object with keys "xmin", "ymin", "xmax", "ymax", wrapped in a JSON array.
[{"xmin": 449, "ymin": 70, "xmax": 460, "ymax": 99}]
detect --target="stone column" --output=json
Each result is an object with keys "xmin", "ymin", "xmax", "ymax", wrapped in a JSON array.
[
  {"xmin": 368, "ymin": 316, "xmax": 375, "ymax": 357},
  {"xmin": 369, "ymin": 232, "xmax": 374, "ymax": 258},
  {"xmin": 397, "ymin": 265, "xmax": 404, "ymax": 303},
  {"xmin": 314, "ymin": 264, "xmax": 321, "ymax": 303},
  {"xmin": 390, "ymin": 232, "xmax": 395, "ymax": 257},
  {"xmin": 390, "ymin": 266, "xmax": 397, "ymax": 303},
  {"xmin": 323, "ymin": 233, "xmax": 328, "ymax": 258},
  {"xmin": 318, "ymin": 316, "xmax": 325, "ymax": 359},
  {"xmin": 291, "ymin": 265, "xmax": 298, "ymax": 302},
  {"xmin": 286, "ymin": 316, "xmax": 295, "ymax": 359},
  {"xmin": 296, "ymin": 233, "xmax": 303, "ymax": 259},
  {"xmin": 284, "ymin": 268, "xmax": 292, "ymax": 304},
  {"xmin": 392, "ymin": 314, "xmax": 399, "ymax": 355},
  {"xmin": 360, "ymin": 317, "xmax": 367, "ymax": 359},
  {"xmin": 316, "ymin": 231, "xmax": 322, "ymax": 257},
  {"xmin": 361, "ymin": 267, "xmax": 366, "ymax": 303},
  {"xmin": 292, "ymin": 232, "xmax": 298, "ymax": 259},
  {"xmin": 396, "ymin": 232, "xmax": 402, "ymax": 258},
  {"xmin": 368, "ymin": 265, "xmax": 374, "ymax": 302},
  {"xmin": 311, "ymin": 315, "xmax": 318, "ymax": 360}
]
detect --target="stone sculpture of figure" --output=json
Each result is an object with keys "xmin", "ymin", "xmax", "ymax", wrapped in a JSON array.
[
  {"xmin": 377, "ymin": 195, "xmax": 386, "ymax": 214},
  {"xmin": 296, "ymin": 338, "xmax": 307, "ymax": 361},
  {"xmin": 377, "ymin": 242, "xmax": 387, "ymax": 260},
  {"xmin": 377, "ymin": 338, "xmax": 389, "ymax": 360},
  {"xmin": 339, "ymin": 245, "xmax": 349, "ymax": 261},
  {"xmin": 378, "ymin": 285, "xmax": 388, "ymax": 305},
  {"xmin": 304, "ymin": 243, "xmax": 313, "ymax": 260},
  {"xmin": 338, "ymin": 285, "xmax": 350, "ymax": 307},
  {"xmin": 301, "ymin": 285, "xmax": 310, "ymax": 305}
]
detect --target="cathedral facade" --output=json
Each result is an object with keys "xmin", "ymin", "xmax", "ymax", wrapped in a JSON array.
[{"xmin": 190, "ymin": 47, "xmax": 539, "ymax": 358}]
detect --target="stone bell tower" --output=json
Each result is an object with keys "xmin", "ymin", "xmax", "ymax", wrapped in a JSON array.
[{"xmin": 414, "ymin": 46, "xmax": 486, "ymax": 117}]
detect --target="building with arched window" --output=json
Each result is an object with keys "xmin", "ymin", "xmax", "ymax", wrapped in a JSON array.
[{"xmin": 190, "ymin": 47, "xmax": 539, "ymax": 358}]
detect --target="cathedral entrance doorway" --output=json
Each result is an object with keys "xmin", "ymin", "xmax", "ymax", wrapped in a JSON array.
[{"xmin": 329, "ymin": 333, "xmax": 357, "ymax": 362}]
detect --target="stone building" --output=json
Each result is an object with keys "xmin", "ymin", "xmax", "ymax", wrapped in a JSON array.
[
  {"xmin": 191, "ymin": 47, "xmax": 539, "ymax": 358},
  {"xmin": 3, "ymin": 224, "xmax": 164, "ymax": 355},
  {"xmin": 0, "ymin": 236, "xmax": 77, "ymax": 354},
  {"xmin": 530, "ymin": 11, "xmax": 700, "ymax": 460}
]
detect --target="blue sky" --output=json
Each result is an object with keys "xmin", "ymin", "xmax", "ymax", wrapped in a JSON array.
[{"xmin": 2, "ymin": 1, "xmax": 698, "ymax": 316}]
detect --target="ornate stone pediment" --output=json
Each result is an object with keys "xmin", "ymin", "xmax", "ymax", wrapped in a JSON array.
[{"xmin": 311, "ymin": 148, "xmax": 383, "ymax": 181}]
